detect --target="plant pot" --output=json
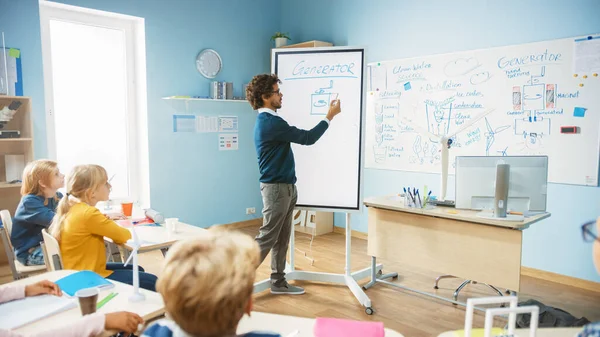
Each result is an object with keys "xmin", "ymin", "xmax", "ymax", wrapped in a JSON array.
[{"xmin": 275, "ymin": 37, "xmax": 288, "ymax": 48}]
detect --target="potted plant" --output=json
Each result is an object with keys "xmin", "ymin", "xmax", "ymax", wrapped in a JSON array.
[{"xmin": 271, "ymin": 32, "xmax": 291, "ymax": 48}]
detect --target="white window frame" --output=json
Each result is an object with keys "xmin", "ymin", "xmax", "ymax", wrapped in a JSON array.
[{"xmin": 39, "ymin": 0, "xmax": 150, "ymax": 208}]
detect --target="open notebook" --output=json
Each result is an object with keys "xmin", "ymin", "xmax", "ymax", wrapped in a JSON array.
[
  {"xmin": 0, "ymin": 294, "xmax": 77, "ymax": 330},
  {"xmin": 55, "ymin": 270, "xmax": 115, "ymax": 297}
]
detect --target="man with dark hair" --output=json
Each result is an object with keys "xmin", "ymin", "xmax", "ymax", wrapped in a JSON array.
[{"xmin": 246, "ymin": 73, "xmax": 341, "ymax": 295}]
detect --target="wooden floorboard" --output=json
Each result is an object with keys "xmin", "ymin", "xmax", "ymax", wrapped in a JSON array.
[{"xmin": 1, "ymin": 226, "xmax": 598, "ymax": 336}]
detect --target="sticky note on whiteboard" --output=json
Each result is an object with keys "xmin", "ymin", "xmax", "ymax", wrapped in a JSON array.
[
  {"xmin": 404, "ymin": 82, "xmax": 412, "ymax": 91},
  {"xmin": 573, "ymin": 107, "xmax": 587, "ymax": 117}
]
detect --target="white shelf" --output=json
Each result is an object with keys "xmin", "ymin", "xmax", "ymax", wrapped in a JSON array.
[{"xmin": 162, "ymin": 97, "xmax": 248, "ymax": 103}]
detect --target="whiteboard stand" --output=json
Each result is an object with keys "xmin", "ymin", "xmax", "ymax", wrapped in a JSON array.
[{"xmin": 253, "ymin": 213, "xmax": 395, "ymax": 315}]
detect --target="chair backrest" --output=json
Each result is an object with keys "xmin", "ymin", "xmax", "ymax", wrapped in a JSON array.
[
  {"xmin": 0, "ymin": 210, "xmax": 13, "ymax": 236},
  {"xmin": 0, "ymin": 210, "xmax": 15, "ymax": 255},
  {"xmin": 42, "ymin": 229, "xmax": 62, "ymax": 271},
  {"xmin": 0, "ymin": 210, "xmax": 18, "ymax": 279}
]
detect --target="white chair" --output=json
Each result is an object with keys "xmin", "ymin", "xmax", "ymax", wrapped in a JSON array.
[
  {"xmin": 41, "ymin": 228, "xmax": 62, "ymax": 271},
  {"xmin": 0, "ymin": 209, "xmax": 47, "ymax": 279}
]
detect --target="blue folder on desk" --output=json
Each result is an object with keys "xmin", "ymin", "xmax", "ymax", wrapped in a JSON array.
[{"xmin": 55, "ymin": 271, "xmax": 115, "ymax": 297}]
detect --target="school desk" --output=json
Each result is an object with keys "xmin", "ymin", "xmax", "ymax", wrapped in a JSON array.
[
  {"xmin": 238, "ymin": 311, "xmax": 405, "ymax": 337},
  {"xmin": 7, "ymin": 269, "xmax": 164, "ymax": 337},
  {"xmin": 363, "ymin": 196, "xmax": 550, "ymax": 308},
  {"xmin": 437, "ymin": 327, "xmax": 582, "ymax": 337}
]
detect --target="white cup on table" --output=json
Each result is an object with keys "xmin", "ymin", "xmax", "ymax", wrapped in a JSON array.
[{"xmin": 165, "ymin": 218, "xmax": 179, "ymax": 233}]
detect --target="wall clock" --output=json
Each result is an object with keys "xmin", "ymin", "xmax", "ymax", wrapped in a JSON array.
[{"xmin": 196, "ymin": 49, "xmax": 222, "ymax": 79}]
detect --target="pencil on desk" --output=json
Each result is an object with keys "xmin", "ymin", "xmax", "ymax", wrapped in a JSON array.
[{"xmin": 97, "ymin": 292, "xmax": 118, "ymax": 309}]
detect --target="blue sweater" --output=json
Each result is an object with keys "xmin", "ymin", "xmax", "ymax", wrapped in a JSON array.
[
  {"xmin": 142, "ymin": 319, "xmax": 281, "ymax": 337},
  {"xmin": 11, "ymin": 193, "xmax": 62, "ymax": 258},
  {"xmin": 254, "ymin": 112, "xmax": 328, "ymax": 184}
]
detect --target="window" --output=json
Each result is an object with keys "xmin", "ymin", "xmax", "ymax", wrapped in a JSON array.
[{"xmin": 40, "ymin": 1, "xmax": 149, "ymax": 206}]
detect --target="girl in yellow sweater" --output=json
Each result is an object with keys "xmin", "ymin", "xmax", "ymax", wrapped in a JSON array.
[{"xmin": 50, "ymin": 164, "xmax": 157, "ymax": 291}]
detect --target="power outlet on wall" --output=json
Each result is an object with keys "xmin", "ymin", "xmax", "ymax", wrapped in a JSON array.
[{"xmin": 246, "ymin": 207, "xmax": 256, "ymax": 215}]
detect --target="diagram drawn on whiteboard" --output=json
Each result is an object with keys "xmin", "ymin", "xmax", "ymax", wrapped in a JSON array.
[
  {"xmin": 512, "ymin": 66, "xmax": 556, "ymax": 152},
  {"xmin": 311, "ymin": 80, "xmax": 338, "ymax": 115},
  {"xmin": 484, "ymin": 117, "xmax": 511, "ymax": 156}
]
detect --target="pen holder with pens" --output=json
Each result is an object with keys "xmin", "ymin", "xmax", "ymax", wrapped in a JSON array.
[{"xmin": 403, "ymin": 193, "xmax": 434, "ymax": 209}]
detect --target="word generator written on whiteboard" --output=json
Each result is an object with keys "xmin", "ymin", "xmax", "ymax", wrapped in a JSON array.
[
  {"xmin": 273, "ymin": 47, "xmax": 365, "ymax": 211},
  {"xmin": 365, "ymin": 34, "xmax": 600, "ymax": 186}
]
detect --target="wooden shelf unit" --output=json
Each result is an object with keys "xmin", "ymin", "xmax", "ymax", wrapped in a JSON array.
[{"xmin": 0, "ymin": 96, "xmax": 33, "ymax": 264}]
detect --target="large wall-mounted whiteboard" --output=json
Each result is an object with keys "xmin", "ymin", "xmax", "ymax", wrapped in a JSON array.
[
  {"xmin": 365, "ymin": 34, "xmax": 600, "ymax": 186},
  {"xmin": 273, "ymin": 47, "xmax": 365, "ymax": 210}
]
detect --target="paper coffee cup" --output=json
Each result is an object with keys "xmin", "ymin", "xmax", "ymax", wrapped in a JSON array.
[{"xmin": 75, "ymin": 288, "xmax": 99, "ymax": 315}]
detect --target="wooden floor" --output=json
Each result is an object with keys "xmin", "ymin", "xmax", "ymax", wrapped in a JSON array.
[{"xmin": 1, "ymin": 226, "xmax": 599, "ymax": 336}]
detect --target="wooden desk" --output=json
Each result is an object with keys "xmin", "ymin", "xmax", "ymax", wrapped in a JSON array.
[
  {"xmin": 238, "ymin": 311, "xmax": 404, "ymax": 337},
  {"xmin": 437, "ymin": 327, "xmax": 581, "ymax": 337},
  {"xmin": 8, "ymin": 270, "xmax": 164, "ymax": 337},
  {"xmin": 363, "ymin": 196, "xmax": 550, "ymax": 304}
]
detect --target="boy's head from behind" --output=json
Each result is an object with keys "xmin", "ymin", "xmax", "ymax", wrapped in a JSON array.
[{"xmin": 157, "ymin": 230, "xmax": 259, "ymax": 336}]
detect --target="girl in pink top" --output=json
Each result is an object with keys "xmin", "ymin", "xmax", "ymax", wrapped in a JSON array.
[{"xmin": 0, "ymin": 280, "xmax": 142, "ymax": 336}]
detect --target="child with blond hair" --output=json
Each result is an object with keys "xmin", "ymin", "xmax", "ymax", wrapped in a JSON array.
[
  {"xmin": 50, "ymin": 164, "xmax": 157, "ymax": 291},
  {"xmin": 142, "ymin": 230, "xmax": 281, "ymax": 337},
  {"xmin": 11, "ymin": 159, "xmax": 64, "ymax": 266}
]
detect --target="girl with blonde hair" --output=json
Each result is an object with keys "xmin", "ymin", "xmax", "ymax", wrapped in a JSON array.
[
  {"xmin": 11, "ymin": 159, "xmax": 64, "ymax": 266},
  {"xmin": 50, "ymin": 164, "xmax": 157, "ymax": 291}
]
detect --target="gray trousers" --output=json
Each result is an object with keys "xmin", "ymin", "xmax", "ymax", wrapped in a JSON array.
[{"xmin": 256, "ymin": 182, "xmax": 297, "ymax": 286}]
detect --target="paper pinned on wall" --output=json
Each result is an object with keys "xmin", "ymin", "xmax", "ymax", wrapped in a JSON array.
[
  {"xmin": 218, "ymin": 116, "xmax": 238, "ymax": 132},
  {"xmin": 172, "ymin": 115, "xmax": 196, "ymax": 132},
  {"xmin": 8, "ymin": 48, "xmax": 20, "ymax": 58},
  {"xmin": 0, "ymin": 47, "xmax": 23, "ymax": 96},
  {"xmin": 219, "ymin": 133, "xmax": 238, "ymax": 151},
  {"xmin": 197, "ymin": 116, "xmax": 218, "ymax": 133},
  {"xmin": 573, "ymin": 107, "xmax": 587, "ymax": 117},
  {"xmin": 574, "ymin": 35, "xmax": 600, "ymax": 73}
]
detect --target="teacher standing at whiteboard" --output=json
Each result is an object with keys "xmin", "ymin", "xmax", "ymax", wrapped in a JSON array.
[{"xmin": 246, "ymin": 73, "xmax": 341, "ymax": 295}]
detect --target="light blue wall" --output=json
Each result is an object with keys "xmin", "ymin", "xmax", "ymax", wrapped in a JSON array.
[
  {"xmin": 0, "ymin": 0, "xmax": 46, "ymax": 153},
  {"xmin": 0, "ymin": 0, "xmax": 280, "ymax": 226},
  {"xmin": 281, "ymin": 0, "xmax": 600, "ymax": 282},
  {"xmin": 2, "ymin": 0, "xmax": 598, "ymax": 282}
]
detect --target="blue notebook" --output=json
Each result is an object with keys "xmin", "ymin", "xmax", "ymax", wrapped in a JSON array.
[{"xmin": 55, "ymin": 270, "xmax": 115, "ymax": 297}]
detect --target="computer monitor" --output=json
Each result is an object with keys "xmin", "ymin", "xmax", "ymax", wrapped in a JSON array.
[{"xmin": 455, "ymin": 156, "xmax": 548, "ymax": 213}]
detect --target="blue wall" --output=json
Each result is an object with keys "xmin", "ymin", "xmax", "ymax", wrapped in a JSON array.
[
  {"xmin": 2, "ymin": 0, "xmax": 598, "ymax": 282},
  {"xmin": 281, "ymin": 0, "xmax": 600, "ymax": 282},
  {"xmin": 0, "ymin": 0, "xmax": 280, "ymax": 226}
]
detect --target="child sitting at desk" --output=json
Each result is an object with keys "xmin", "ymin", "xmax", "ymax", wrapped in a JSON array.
[
  {"xmin": 49, "ymin": 164, "xmax": 157, "ymax": 291},
  {"xmin": 142, "ymin": 230, "xmax": 280, "ymax": 337},
  {"xmin": 0, "ymin": 279, "xmax": 143, "ymax": 336},
  {"xmin": 11, "ymin": 160, "xmax": 64, "ymax": 266}
]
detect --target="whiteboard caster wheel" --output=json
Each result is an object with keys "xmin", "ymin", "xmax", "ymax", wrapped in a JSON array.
[
  {"xmin": 377, "ymin": 270, "xmax": 383, "ymax": 276},
  {"xmin": 365, "ymin": 307, "xmax": 374, "ymax": 315},
  {"xmin": 434, "ymin": 286, "xmax": 439, "ymax": 289}
]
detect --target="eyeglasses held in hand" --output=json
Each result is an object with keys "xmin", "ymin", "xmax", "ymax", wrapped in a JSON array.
[{"xmin": 582, "ymin": 220, "xmax": 599, "ymax": 243}]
